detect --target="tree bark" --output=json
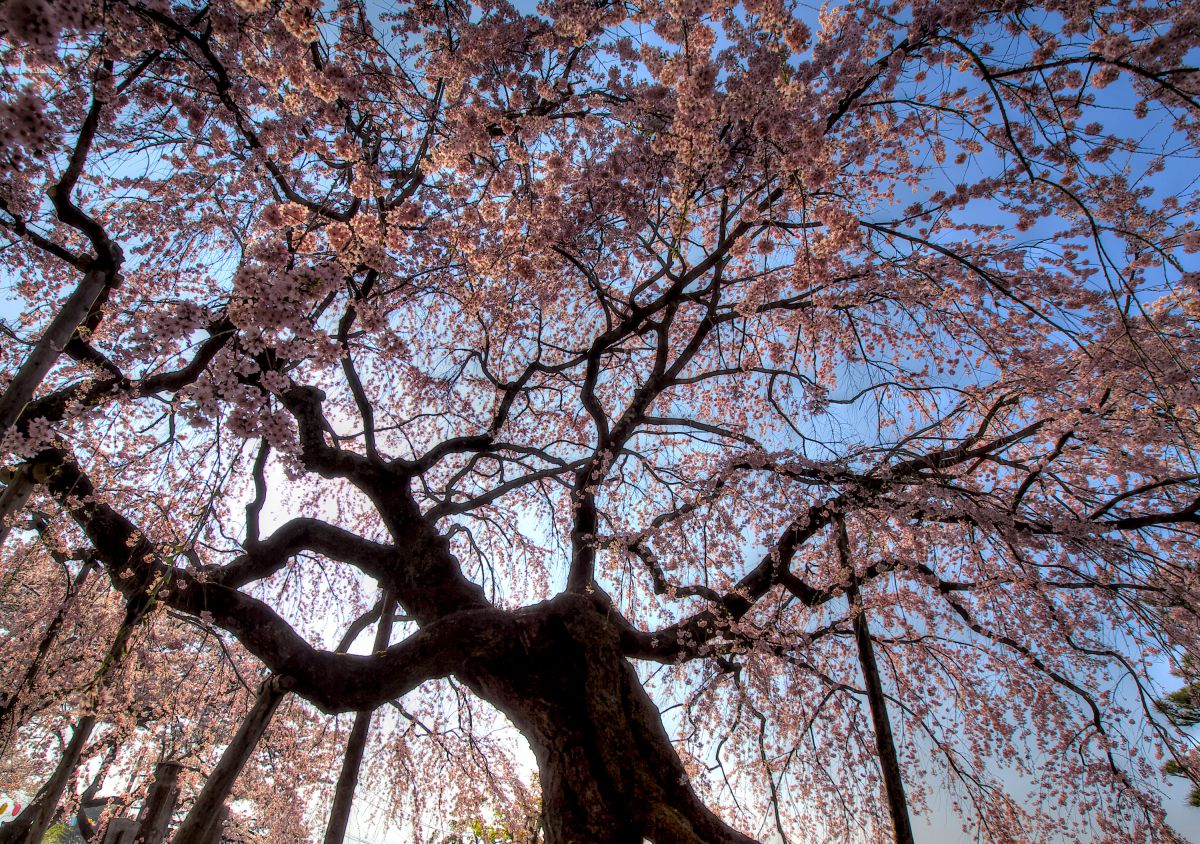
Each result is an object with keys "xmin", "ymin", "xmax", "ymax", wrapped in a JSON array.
[
  {"xmin": 0, "ymin": 268, "xmax": 112, "ymax": 434},
  {"xmin": 134, "ymin": 761, "xmax": 183, "ymax": 844},
  {"xmin": 463, "ymin": 594, "xmax": 757, "ymax": 844},
  {"xmin": 0, "ymin": 714, "xmax": 97, "ymax": 844},
  {"xmin": 322, "ymin": 593, "xmax": 395, "ymax": 844},
  {"xmin": 170, "ymin": 676, "xmax": 287, "ymax": 844},
  {"xmin": 848, "ymin": 586, "xmax": 915, "ymax": 844},
  {"xmin": 31, "ymin": 446, "xmax": 755, "ymax": 843},
  {"xmin": 0, "ymin": 466, "xmax": 32, "ymax": 553}
]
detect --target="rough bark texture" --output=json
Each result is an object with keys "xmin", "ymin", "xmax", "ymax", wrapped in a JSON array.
[
  {"xmin": 463, "ymin": 594, "xmax": 757, "ymax": 844},
  {"xmin": 134, "ymin": 762, "xmax": 182, "ymax": 844},
  {"xmin": 33, "ymin": 442, "xmax": 766, "ymax": 842}
]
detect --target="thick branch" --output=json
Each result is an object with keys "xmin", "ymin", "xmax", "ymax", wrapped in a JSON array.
[{"xmin": 30, "ymin": 447, "xmax": 506, "ymax": 711}]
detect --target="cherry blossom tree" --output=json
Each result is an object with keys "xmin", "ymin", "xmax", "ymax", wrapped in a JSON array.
[
  {"xmin": 0, "ymin": 521, "xmax": 332, "ymax": 843},
  {"xmin": 2, "ymin": 0, "xmax": 1200, "ymax": 842}
]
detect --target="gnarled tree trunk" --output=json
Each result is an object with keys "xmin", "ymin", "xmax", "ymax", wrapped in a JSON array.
[{"xmin": 463, "ymin": 595, "xmax": 757, "ymax": 844}]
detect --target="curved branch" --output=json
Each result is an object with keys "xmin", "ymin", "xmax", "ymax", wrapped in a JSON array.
[{"xmin": 29, "ymin": 447, "xmax": 504, "ymax": 712}]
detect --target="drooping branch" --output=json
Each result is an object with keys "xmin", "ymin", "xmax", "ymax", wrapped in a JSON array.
[
  {"xmin": 0, "ymin": 548, "xmax": 95, "ymax": 750},
  {"xmin": 12, "ymin": 317, "xmax": 235, "ymax": 432},
  {"xmin": 0, "ymin": 714, "xmax": 99, "ymax": 844},
  {"xmin": 2, "ymin": 2, "xmax": 1197, "ymax": 840},
  {"xmin": 0, "ymin": 62, "xmax": 125, "ymax": 435},
  {"xmin": 622, "ymin": 497, "xmax": 841, "ymax": 662},
  {"xmin": 135, "ymin": 6, "xmax": 361, "ymax": 222},
  {"xmin": 0, "ymin": 265, "xmax": 118, "ymax": 432},
  {"xmin": 0, "ymin": 589, "xmax": 151, "ymax": 844}
]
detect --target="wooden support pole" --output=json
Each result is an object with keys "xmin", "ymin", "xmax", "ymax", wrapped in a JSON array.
[
  {"xmin": 0, "ymin": 714, "xmax": 97, "ymax": 844},
  {"xmin": 0, "ymin": 466, "xmax": 32, "ymax": 553},
  {"xmin": 323, "ymin": 593, "xmax": 395, "ymax": 844},
  {"xmin": 0, "ymin": 589, "xmax": 147, "ymax": 844},
  {"xmin": 0, "ymin": 267, "xmax": 111, "ymax": 434},
  {"xmin": 170, "ymin": 677, "xmax": 287, "ymax": 844},
  {"xmin": 135, "ymin": 761, "xmax": 183, "ymax": 844},
  {"xmin": 837, "ymin": 516, "xmax": 915, "ymax": 844},
  {"xmin": 198, "ymin": 806, "xmax": 228, "ymax": 844}
]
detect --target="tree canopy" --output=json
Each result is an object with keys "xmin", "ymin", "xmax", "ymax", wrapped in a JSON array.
[{"xmin": 2, "ymin": 0, "xmax": 1200, "ymax": 841}]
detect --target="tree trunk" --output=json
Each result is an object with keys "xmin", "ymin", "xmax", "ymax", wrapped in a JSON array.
[
  {"xmin": 0, "ymin": 267, "xmax": 111, "ymax": 434},
  {"xmin": 170, "ymin": 676, "xmax": 287, "ymax": 844},
  {"xmin": 462, "ymin": 594, "xmax": 757, "ymax": 844},
  {"xmin": 323, "ymin": 594, "xmax": 395, "ymax": 844},
  {"xmin": 0, "ymin": 714, "xmax": 97, "ymax": 844}
]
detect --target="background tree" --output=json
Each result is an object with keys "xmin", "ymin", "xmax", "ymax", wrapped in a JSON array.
[
  {"xmin": 3, "ymin": 0, "xmax": 1200, "ymax": 842},
  {"xmin": 1161, "ymin": 664, "xmax": 1200, "ymax": 809}
]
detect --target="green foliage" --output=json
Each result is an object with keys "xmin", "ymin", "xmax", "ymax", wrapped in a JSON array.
[
  {"xmin": 1159, "ymin": 676, "xmax": 1200, "ymax": 806},
  {"xmin": 440, "ymin": 818, "xmax": 516, "ymax": 844},
  {"xmin": 38, "ymin": 822, "xmax": 85, "ymax": 844},
  {"xmin": 1164, "ymin": 760, "xmax": 1200, "ymax": 806},
  {"xmin": 1159, "ymin": 681, "xmax": 1200, "ymax": 728}
]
